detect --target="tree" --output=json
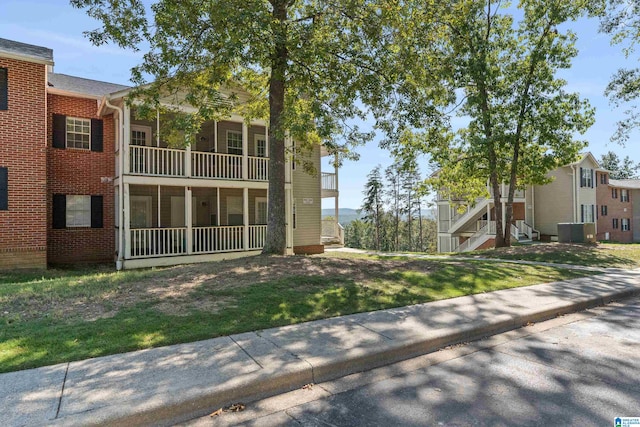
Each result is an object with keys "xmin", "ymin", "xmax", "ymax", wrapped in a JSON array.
[
  {"xmin": 600, "ymin": 0, "xmax": 640, "ymax": 144},
  {"xmin": 385, "ymin": 163, "xmax": 402, "ymax": 251},
  {"xmin": 361, "ymin": 165, "xmax": 385, "ymax": 251},
  {"xmin": 600, "ymin": 151, "xmax": 640, "ymax": 179},
  {"xmin": 72, "ymin": 0, "xmax": 395, "ymax": 255},
  {"xmin": 387, "ymin": 0, "xmax": 595, "ymax": 248}
]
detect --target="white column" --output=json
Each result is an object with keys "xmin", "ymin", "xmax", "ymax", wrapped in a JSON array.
[
  {"xmin": 186, "ymin": 143, "xmax": 192, "ymax": 177},
  {"xmin": 157, "ymin": 185, "xmax": 161, "ymax": 228},
  {"xmin": 265, "ymin": 125, "xmax": 269, "ymax": 158},
  {"xmin": 242, "ymin": 122, "xmax": 249, "ymax": 180},
  {"xmin": 186, "ymin": 186, "xmax": 193, "ymax": 254},
  {"xmin": 286, "ymin": 187, "xmax": 293, "ymax": 252},
  {"xmin": 216, "ymin": 187, "xmax": 220, "ymax": 226},
  {"xmin": 285, "ymin": 134, "xmax": 292, "ymax": 184},
  {"xmin": 243, "ymin": 187, "xmax": 249, "ymax": 250},
  {"xmin": 123, "ymin": 104, "xmax": 131, "ymax": 174},
  {"xmin": 502, "ymin": 201, "xmax": 506, "ymax": 234},
  {"xmin": 124, "ymin": 183, "xmax": 131, "ymax": 259},
  {"xmin": 213, "ymin": 120, "xmax": 217, "ymax": 152}
]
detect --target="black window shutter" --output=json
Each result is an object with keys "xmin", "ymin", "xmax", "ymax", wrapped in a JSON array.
[
  {"xmin": 53, "ymin": 114, "xmax": 66, "ymax": 149},
  {"xmin": 0, "ymin": 167, "xmax": 8, "ymax": 210},
  {"xmin": 591, "ymin": 205, "xmax": 594, "ymax": 222},
  {"xmin": 0, "ymin": 68, "xmax": 7, "ymax": 110},
  {"xmin": 591, "ymin": 170, "xmax": 594, "ymax": 188},
  {"xmin": 580, "ymin": 204, "xmax": 584, "ymax": 222},
  {"xmin": 53, "ymin": 194, "xmax": 66, "ymax": 229},
  {"xmin": 91, "ymin": 195, "xmax": 103, "ymax": 228},
  {"xmin": 579, "ymin": 167, "xmax": 584, "ymax": 187},
  {"xmin": 91, "ymin": 119, "xmax": 103, "ymax": 152}
]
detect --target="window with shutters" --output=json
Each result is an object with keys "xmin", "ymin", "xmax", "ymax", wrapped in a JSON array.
[
  {"xmin": 621, "ymin": 189, "xmax": 629, "ymax": 202},
  {"xmin": 613, "ymin": 218, "xmax": 619, "ymax": 229},
  {"xmin": 0, "ymin": 67, "xmax": 7, "ymax": 110},
  {"xmin": 600, "ymin": 173, "xmax": 608, "ymax": 184},
  {"xmin": 66, "ymin": 195, "xmax": 91, "ymax": 227},
  {"xmin": 601, "ymin": 205, "xmax": 608, "ymax": 216},
  {"xmin": 66, "ymin": 117, "xmax": 91, "ymax": 149},
  {"xmin": 612, "ymin": 188, "xmax": 618, "ymax": 198},
  {"xmin": 580, "ymin": 168, "xmax": 593, "ymax": 188},
  {"xmin": 581, "ymin": 204, "xmax": 594, "ymax": 223},
  {"xmin": 622, "ymin": 218, "xmax": 630, "ymax": 231}
]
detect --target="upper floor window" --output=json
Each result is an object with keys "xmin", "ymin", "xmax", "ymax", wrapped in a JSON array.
[
  {"xmin": 66, "ymin": 117, "xmax": 91, "ymax": 149},
  {"xmin": 227, "ymin": 130, "xmax": 242, "ymax": 155},
  {"xmin": 600, "ymin": 173, "xmax": 608, "ymax": 184},
  {"xmin": 621, "ymin": 189, "xmax": 629, "ymax": 202},
  {"xmin": 52, "ymin": 114, "xmax": 103, "ymax": 152},
  {"xmin": 612, "ymin": 188, "xmax": 618, "ymax": 198},
  {"xmin": 622, "ymin": 218, "xmax": 630, "ymax": 231},
  {"xmin": 255, "ymin": 134, "xmax": 266, "ymax": 157},
  {"xmin": 580, "ymin": 167, "xmax": 593, "ymax": 188},
  {"xmin": 601, "ymin": 205, "xmax": 608, "ymax": 216},
  {"xmin": 0, "ymin": 67, "xmax": 7, "ymax": 110},
  {"xmin": 613, "ymin": 218, "xmax": 619, "ymax": 229}
]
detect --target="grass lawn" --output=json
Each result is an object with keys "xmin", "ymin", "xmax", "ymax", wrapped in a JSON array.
[
  {"xmin": 458, "ymin": 242, "xmax": 640, "ymax": 268},
  {"xmin": 1, "ymin": 254, "xmax": 596, "ymax": 373}
]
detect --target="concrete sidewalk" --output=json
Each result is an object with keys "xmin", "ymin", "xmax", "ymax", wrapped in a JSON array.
[{"xmin": 3, "ymin": 269, "xmax": 640, "ymax": 427}]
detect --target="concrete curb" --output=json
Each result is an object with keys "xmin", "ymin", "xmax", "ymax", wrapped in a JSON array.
[{"xmin": 49, "ymin": 283, "xmax": 640, "ymax": 427}]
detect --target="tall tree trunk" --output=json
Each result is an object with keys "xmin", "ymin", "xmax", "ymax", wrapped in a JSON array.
[
  {"xmin": 418, "ymin": 199, "xmax": 424, "ymax": 251},
  {"xmin": 263, "ymin": 0, "xmax": 287, "ymax": 255}
]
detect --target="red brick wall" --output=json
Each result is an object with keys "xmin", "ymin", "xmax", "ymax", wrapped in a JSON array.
[
  {"xmin": 596, "ymin": 171, "xmax": 633, "ymax": 243},
  {"xmin": 47, "ymin": 94, "xmax": 115, "ymax": 263},
  {"xmin": 0, "ymin": 57, "xmax": 48, "ymax": 269}
]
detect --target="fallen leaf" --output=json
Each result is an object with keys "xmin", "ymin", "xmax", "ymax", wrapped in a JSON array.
[
  {"xmin": 227, "ymin": 403, "xmax": 245, "ymax": 412},
  {"xmin": 209, "ymin": 408, "xmax": 223, "ymax": 417},
  {"xmin": 302, "ymin": 383, "xmax": 314, "ymax": 390}
]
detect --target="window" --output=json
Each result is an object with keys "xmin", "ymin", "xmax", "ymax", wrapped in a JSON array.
[
  {"xmin": 613, "ymin": 218, "xmax": 619, "ymax": 229},
  {"xmin": 580, "ymin": 167, "xmax": 593, "ymax": 188},
  {"xmin": 600, "ymin": 173, "xmax": 608, "ymax": 184},
  {"xmin": 131, "ymin": 125, "xmax": 151, "ymax": 146},
  {"xmin": 255, "ymin": 197, "xmax": 267, "ymax": 224},
  {"xmin": 0, "ymin": 167, "xmax": 7, "ymax": 210},
  {"xmin": 255, "ymin": 134, "xmax": 266, "ymax": 157},
  {"xmin": 601, "ymin": 205, "xmax": 608, "ymax": 216},
  {"xmin": 612, "ymin": 188, "xmax": 618, "ymax": 198},
  {"xmin": 622, "ymin": 218, "xmax": 630, "ymax": 231},
  {"xmin": 227, "ymin": 196, "xmax": 243, "ymax": 225},
  {"xmin": 621, "ymin": 189, "xmax": 629, "ymax": 202},
  {"xmin": 0, "ymin": 67, "xmax": 7, "ymax": 110},
  {"xmin": 66, "ymin": 117, "xmax": 91, "ymax": 149},
  {"xmin": 66, "ymin": 195, "xmax": 91, "ymax": 227},
  {"xmin": 53, "ymin": 195, "xmax": 103, "ymax": 229},
  {"xmin": 580, "ymin": 204, "xmax": 594, "ymax": 223},
  {"xmin": 227, "ymin": 131, "xmax": 242, "ymax": 155}
]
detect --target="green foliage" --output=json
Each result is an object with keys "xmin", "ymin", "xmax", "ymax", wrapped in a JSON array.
[
  {"xmin": 599, "ymin": 151, "xmax": 640, "ymax": 179},
  {"xmin": 385, "ymin": 0, "xmax": 595, "ymax": 247}
]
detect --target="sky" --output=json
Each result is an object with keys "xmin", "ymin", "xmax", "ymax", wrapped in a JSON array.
[{"xmin": 1, "ymin": 0, "xmax": 638, "ymax": 209}]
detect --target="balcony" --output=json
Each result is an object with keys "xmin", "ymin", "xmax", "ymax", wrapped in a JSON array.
[{"xmin": 128, "ymin": 146, "xmax": 269, "ymax": 181}]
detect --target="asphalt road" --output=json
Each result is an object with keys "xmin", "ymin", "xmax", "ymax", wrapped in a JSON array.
[{"xmin": 184, "ymin": 296, "xmax": 640, "ymax": 427}]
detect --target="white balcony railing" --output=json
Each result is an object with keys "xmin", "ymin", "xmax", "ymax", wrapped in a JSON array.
[
  {"xmin": 322, "ymin": 172, "xmax": 337, "ymax": 191},
  {"xmin": 191, "ymin": 152, "xmax": 243, "ymax": 180},
  {"xmin": 192, "ymin": 226, "xmax": 244, "ymax": 254},
  {"xmin": 248, "ymin": 225, "xmax": 268, "ymax": 250},
  {"xmin": 248, "ymin": 156, "xmax": 269, "ymax": 181},
  {"xmin": 130, "ymin": 228, "xmax": 187, "ymax": 258},
  {"xmin": 130, "ymin": 146, "xmax": 185, "ymax": 176},
  {"xmin": 454, "ymin": 220, "xmax": 496, "ymax": 252}
]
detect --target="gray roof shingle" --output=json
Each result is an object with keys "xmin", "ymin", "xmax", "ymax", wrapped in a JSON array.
[
  {"xmin": 609, "ymin": 178, "xmax": 640, "ymax": 189},
  {"xmin": 0, "ymin": 38, "xmax": 53, "ymax": 64},
  {"xmin": 48, "ymin": 73, "xmax": 130, "ymax": 97}
]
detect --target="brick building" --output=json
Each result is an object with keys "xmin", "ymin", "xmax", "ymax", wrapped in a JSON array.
[
  {"xmin": 1, "ymin": 38, "xmax": 337, "ymax": 270},
  {"xmin": 596, "ymin": 171, "xmax": 640, "ymax": 243}
]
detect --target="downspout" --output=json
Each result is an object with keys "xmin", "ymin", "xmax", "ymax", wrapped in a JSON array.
[
  {"xmin": 570, "ymin": 165, "xmax": 578, "ymax": 222},
  {"xmin": 105, "ymin": 97, "xmax": 125, "ymax": 270}
]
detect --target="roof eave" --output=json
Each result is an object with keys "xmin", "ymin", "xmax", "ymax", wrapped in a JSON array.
[{"xmin": 0, "ymin": 51, "xmax": 53, "ymax": 66}]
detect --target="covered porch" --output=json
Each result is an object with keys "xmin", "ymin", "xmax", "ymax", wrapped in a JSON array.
[{"xmin": 122, "ymin": 184, "xmax": 269, "ymax": 259}]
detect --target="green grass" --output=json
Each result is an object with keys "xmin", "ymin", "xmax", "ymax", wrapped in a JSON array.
[
  {"xmin": 0, "ymin": 257, "xmax": 595, "ymax": 373},
  {"xmin": 460, "ymin": 243, "xmax": 640, "ymax": 268}
]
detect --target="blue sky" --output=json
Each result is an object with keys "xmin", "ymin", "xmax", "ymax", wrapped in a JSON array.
[{"xmin": 1, "ymin": 0, "xmax": 638, "ymax": 209}]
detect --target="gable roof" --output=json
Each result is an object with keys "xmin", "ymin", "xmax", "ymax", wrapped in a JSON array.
[
  {"xmin": 0, "ymin": 38, "xmax": 54, "ymax": 65},
  {"xmin": 48, "ymin": 73, "xmax": 130, "ymax": 98},
  {"xmin": 567, "ymin": 152, "xmax": 604, "ymax": 170}
]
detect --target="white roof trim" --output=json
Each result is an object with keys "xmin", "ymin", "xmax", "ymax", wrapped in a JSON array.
[{"xmin": 0, "ymin": 51, "xmax": 54, "ymax": 66}]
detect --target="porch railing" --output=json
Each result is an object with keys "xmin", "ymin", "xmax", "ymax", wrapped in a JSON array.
[
  {"xmin": 130, "ymin": 146, "xmax": 185, "ymax": 176},
  {"xmin": 248, "ymin": 225, "xmax": 268, "ymax": 250},
  {"xmin": 248, "ymin": 156, "xmax": 269, "ymax": 181},
  {"xmin": 454, "ymin": 220, "xmax": 496, "ymax": 252},
  {"xmin": 192, "ymin": 226, "xmax": 244, "ymax": 254},
  {"xmin": 191, "ymin": 152, "xmax": 243, "ymax": 180},
  {"xmin": 130, "ymin": 228, "xmax": 187, "ymax": 258},
  {"xmin": 322, "ymin": 172, "xmax": 337, "ymax": 191}
]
